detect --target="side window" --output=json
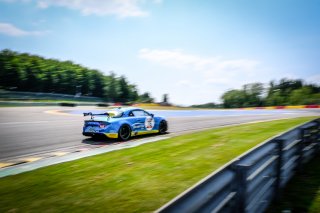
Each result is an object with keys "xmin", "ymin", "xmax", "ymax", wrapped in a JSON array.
[
  {"xmin": 132, "ymin": 110, "xmax": 146, "ymax": 117},
  {"xmin": 143, "ymin": 111, "xmax": 150, "ymax": 116}
]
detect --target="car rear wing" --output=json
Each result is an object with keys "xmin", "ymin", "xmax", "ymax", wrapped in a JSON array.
[{"xmin": 83, "ymin": 112, "xmax": 109, "ymax": 119}]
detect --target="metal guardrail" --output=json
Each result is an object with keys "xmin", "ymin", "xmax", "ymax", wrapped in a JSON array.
[
  {"xmin": 157, "ymin": 118, "xmax": 320, "ymax": 213},
  {"xmin": 0, "ymin": 90, "xmax": 103, "ymax": 102}
]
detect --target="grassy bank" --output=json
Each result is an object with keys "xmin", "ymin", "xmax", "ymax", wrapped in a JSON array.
[
  {"xmin": 268, "ymin": 154, "xmax": 320, "ymax": 213},
  {"xmin": 0, "ymin": 117, "xmax": 317, "ymax": 213}
]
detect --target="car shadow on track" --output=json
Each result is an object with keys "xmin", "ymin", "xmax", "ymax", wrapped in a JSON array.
[{"xmin": 81, "ymin": 132, "xmax": 170, "ymax": 145}]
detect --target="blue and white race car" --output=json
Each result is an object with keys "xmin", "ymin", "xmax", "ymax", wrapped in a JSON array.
[{"xmin": 82, "ymin": 107, "xmax": 168, "ymax": 140}]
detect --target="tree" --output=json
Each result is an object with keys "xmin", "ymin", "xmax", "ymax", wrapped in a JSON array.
[
  {"xmin": 162, "ymin": 94, "xmax": 169, "ymax": 103},
  {"xmin": 265, "ymin": 90, "xmax": 285, "ymax": 106},
  {"xmin": 221, "ymin": 89, "xmax": 246, "ymax": 108},
  {"xmin": 191, "ymin": 102, "xmax": 217, "ymax": 108},
  {"xmin": 103, "ymin": 72, "xmax": 118, "ymax": 102},
  {"xmin": 0, "ymin": 49, "xmax": 146, "ymax": 103},
  {"xmin": 221, "ymin": 78, "xmax": 319, "ymax": 108},
  {"xmin": 289, "ymin": 87, "xmax": 313, "ymax": 105},
  {"xmin": 242, "ymin": 83, "xmax": 264, "ymax": 107},
  {"xmin": 117, "ymin": 76, "xmax": 130, "ymax": 102},
  {"xmin": 139, "ymin": 92, "xmax": 154, "ymax": 103},
  {"xmin": 266, "ymin": 78, "xmax": 304, "ymax": 105},
  {"xmin": 128, "ymin": 84, "xmax": 139, "ymax": 102}
]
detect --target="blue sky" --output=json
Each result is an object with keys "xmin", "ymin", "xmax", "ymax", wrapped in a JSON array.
[{"xmin": 0, "ymin": 0, "xmax": 319, "ymax": 105}]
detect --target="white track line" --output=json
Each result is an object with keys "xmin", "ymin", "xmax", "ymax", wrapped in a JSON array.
[{"xmin": 0, "ymin": 121, "xmax": 49, "ymax": 125}]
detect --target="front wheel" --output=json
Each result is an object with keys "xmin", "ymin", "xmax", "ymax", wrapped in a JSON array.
[
  {"xmin": 159, "ymin": 120, "xmax": 168, "ymax": 134},
  {"xmin": 118, "ymin": 125, "xmax": 131, "ymax": 141}
]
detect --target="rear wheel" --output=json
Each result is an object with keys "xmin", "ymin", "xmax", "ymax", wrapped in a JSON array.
[
  {"xmin": 118, "ymin": 125, "xmax": 131, "ymax": 141},
  {"xmin": 159, "ymin": 120, "xmax": 168, "ymax": 134}
]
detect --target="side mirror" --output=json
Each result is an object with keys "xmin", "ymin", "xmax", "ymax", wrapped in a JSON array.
[{"xmin": 150, "ymin": 113, "xmax": 154, "ymax": 117}]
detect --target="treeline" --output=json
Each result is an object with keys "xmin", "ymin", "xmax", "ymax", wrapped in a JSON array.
[
  {"xmin": 221, "ymin": 79, "xmax": 320, "ymax": 108},
  {"xmin": 0, "ymin": 49, "xmax": 154, "ymax": 103},
  {"xmin": 191, "ymin": 102, "xmax": 217, "ymax": 108}
]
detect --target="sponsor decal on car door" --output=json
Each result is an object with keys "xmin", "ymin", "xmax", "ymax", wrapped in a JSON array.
[{"xmin": 145, "ymin": 116, "xmax": 155, "ymax": 130}]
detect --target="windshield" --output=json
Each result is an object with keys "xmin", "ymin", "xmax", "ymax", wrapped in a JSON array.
[{"xmin": 107, "ymin": 110, "xmax": 123, "ymax": 118}]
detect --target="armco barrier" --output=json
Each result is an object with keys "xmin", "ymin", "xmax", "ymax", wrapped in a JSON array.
[
  {"xmin": 157, "ymin": 118, "xmax": 320, "ymax": 213},
  {"xmin": 242, "ymin": 105, "xmax": 320, "ymax": 110}
]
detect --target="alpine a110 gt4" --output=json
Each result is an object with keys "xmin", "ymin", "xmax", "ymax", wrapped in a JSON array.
[{"xmin": 82, "ymin": 107, "xmax": 168, "ymax": 140}]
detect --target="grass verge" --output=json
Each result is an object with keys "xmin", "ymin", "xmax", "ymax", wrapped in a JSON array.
[
  {"xmin": 267, "ymin": 154, "xmax": 320, "ymax": 213},
  {"xmin": 0, "ymin": 117, "xmax": 317, "ymax": 213}
]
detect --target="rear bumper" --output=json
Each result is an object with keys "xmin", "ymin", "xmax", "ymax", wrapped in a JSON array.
[
  {"xmin": 82, "ymin": 132, "xmax": 118, "ymax": 139},
  {"xmin": 104, "ymin": 133, "xmax": 118, "ymax": 138},
  {"xmin": 82, "ymin": 132, "xmax": 104, "ymax": 137}
]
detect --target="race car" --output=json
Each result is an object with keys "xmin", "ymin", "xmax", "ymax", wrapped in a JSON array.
[{"xmin": 82, "ymin": 107, "xmax": 168, "ymax": 140}]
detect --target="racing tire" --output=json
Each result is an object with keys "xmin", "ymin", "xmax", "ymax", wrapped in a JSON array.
[
  {"xmin": 159, "ymin": 120, "xmax": 168, "ymax": 134},
  {"xmin": 118, "ymin": 125, "xmax": 131, "ymax": 141}
]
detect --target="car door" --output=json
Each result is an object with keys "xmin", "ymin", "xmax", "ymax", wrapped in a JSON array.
[{"xmin": 129, "ymin": 110, "xmax": 146, "ymax": 132}]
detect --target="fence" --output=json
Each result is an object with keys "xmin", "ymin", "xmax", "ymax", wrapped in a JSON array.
[
  {"xmin": 0, "ymin": 90, "xmax": 103, "ymax": 102},
  {"xmin": 157, "ymin": 118, "xmax": 320, "ymax": 213}
]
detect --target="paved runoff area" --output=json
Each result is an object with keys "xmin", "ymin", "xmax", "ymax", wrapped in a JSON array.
[{"xmin": 0, "ymin": 135, "xmax": 170, "ymax": 178}]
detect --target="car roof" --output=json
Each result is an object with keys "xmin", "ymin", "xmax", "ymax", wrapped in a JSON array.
[{"xmin": 111, "ymin": 107, "xmax": 145, "ymax": 113}]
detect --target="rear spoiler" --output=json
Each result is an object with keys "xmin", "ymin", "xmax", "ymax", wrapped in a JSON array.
[{"xmin": 83, "ymin": 112, "xmax": 109, "ymax": 119}]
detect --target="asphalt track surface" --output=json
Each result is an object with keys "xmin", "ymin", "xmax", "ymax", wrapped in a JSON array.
[{"xmin": 0, "ymin": 106, "xmax": 319, "ymax": 160}]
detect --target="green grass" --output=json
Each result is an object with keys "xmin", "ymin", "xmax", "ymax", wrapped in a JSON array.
[
  {"xmin": 268, "ymin": 154, "xmax": 320, "ymax": 213},
  {"xmin": 0, "ymin": 117, "xmax": 317, "ymax": 213}
]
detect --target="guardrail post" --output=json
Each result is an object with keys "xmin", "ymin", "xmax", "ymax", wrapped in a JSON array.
[
  {"xmin": 234, "ymin": 163, "xmax": 249, "ymax": 213},
  {"xmin": 314, "ymin": 119, "xmax": 320, "ymax": 153},
  {"xmin": 296, "ymin": 127, "xmax": 305, "ymax": 172},
  {"xmin": 273, "ymin": 139, "xmax": 284, "ymax": 201}
]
